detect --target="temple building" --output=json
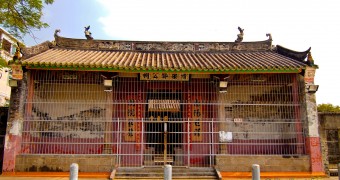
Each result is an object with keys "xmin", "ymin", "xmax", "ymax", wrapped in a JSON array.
[{"xmin": 1, "ymin": 29, "xmax": 324, "ymax": 178}]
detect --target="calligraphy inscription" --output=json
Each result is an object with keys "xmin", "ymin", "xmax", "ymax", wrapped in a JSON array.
[
  {"xmin": 125, "ymin": 99, "xmax": 136, "ymax": 141},
  {"xmin": 140, "ymin": 73, "xmax": 189, "ymax": 81},
  {"xmin": 191, "ymin": 98, "xmax": 203, "ymax": 142}
]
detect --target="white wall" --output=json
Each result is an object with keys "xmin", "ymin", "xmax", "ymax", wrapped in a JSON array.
[{"xmin": 0, "ymin": 68, "xmax": 11, "ymax": 106}]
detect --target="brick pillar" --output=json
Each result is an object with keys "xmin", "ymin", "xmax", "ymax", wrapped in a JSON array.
[
  {"xmin": 2, "ymin": 72, "xmax": 27, "ymax": 172},
  {"xmin": 305, "ymin": 86, "xmax": 323, "ymax": 173}
]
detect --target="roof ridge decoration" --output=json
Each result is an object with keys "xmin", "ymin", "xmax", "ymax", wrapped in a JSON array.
[
  {"xmin": 51, "ymin": 29, "xmax": 273, "ymax": 53},
  {"xmin": 21, "ymin": 41, "xmax": 53, "ymax": 59},
  {"xmin": 276, "ymin": 45, "xmax": 312, "ymax": 63},
  {"xmin": 21, "ymin": 29, "xmax": 309, "ymax": 73},
  {"xmin": 235, "ymin": 26, "xmax": 244, "ymax": 43},
  {"xmin": 84, "ymin": 26, "xmax": 93, "ymax": 40}
]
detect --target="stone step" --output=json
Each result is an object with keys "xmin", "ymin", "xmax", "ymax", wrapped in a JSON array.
[
  {"xmin": 115, "ymin": 176, "xmax": 217, "ymax": 180},
  {"xmin": 113, "ymin": 167, "xmax": 218, "ymax": 180},
  {"xmin": 116, "ymin": 172, "xmax": 217, "ymax": 176}
]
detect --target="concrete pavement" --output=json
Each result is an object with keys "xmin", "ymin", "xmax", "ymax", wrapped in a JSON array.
[
  {"xmin": 0, "ymin": 176, "xmax": 339, "ymax": 180},
  {"xmin": 0, "ymin": 178, "xmax": 108, "ymax": 180}
]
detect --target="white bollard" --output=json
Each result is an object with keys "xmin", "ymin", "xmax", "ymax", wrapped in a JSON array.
[
  {"xmin": 252, "ymin": 164, "xmax": 260, "ymax": 180},
  {"xmin": 164, "ymin": 164, "xmax": 172, "ymax": 180},
  {"xmin": 70, "ymin": 163, "xmax": 79, "ymax": 180},
  {"xmin": 338, "ymin": 163, "xmax": 340, "ymax": 180}
]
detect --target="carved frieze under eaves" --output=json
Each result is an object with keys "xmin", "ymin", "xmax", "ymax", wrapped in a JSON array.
[
  {"xmin": 54, "ymin": 35, "xmax": 272, "ymax": 52},
  {"xmin": 21, "ymin": 35, "xmax": 273, "ymax": 58}
]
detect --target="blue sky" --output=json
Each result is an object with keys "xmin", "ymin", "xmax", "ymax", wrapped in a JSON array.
[{"xmin": 22, "ymin": 0, "xmax": 340, "ymax": 105}]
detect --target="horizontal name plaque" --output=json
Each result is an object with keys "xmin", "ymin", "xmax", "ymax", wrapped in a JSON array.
[{"xmin": 140, "ymin": 72, "xmax": 189, "ymax": 81}]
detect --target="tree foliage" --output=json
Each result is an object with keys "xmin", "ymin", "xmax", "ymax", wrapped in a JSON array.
[
  {"xmin": 0, "ymin": 0, "xmax": 54, "ymax": 39},
  {"xmin": 317, "ymin": 103, "xmax": 340, "ymax": 113},
  {"xmin": 0, "ymin": 56, "xmax": 7, "ymax": 68}
]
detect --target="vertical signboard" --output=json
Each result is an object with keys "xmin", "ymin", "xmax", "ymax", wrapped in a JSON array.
[{"xmin": 191, "ymin": 96, "xmax": 202, "ymax": 142}]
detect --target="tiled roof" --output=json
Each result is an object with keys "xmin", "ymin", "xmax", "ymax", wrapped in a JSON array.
[{"xmin": 23, "ymin": 48, "xmax": 306, "ymax": 73}]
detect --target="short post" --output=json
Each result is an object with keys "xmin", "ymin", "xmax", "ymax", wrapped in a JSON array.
[
  {"xmin": 70, "ymin": 163, "xmax": 79, "ymax": 180},
  {"xmin": 252, "ymin": 164, "xmax": 260, "ymax": 180},
  {"xmin": 338, "ymin": 163, "xmax": 340, "ymax": 180},
  {"xmin": 164, "ymin": 164, "xmax": 172, "ymax": 180}
]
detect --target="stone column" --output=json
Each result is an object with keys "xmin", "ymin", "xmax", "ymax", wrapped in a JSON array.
[
  {"xmin": 2, "ymin": 72, "xmax": 28, "ymax": 172},
  {"xmin": 304, "ymin": 65, "xmax": 323, "ymax": 173},
  {"xmin": 217, "ymin": 93, "xmax": 232, "ymax": 154},
  {"xmin": 305, "ymin": 92, "xmax": 323, "ymax": 172},
  {"xmin": 103, "ymin": 91, "xmax": 113, "ymax": 154}
]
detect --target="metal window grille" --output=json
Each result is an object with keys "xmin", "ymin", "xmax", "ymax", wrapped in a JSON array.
[
  {"xmin": 22, "ymin": 70, "xmax": 306, "ymax": 167},
  {"xmin": 326, "ymin": 129, "xmax": 340, "ymax": 164}
]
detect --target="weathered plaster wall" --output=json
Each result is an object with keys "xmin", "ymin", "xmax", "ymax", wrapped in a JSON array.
[
  {"xmin": 15, "ymin": 155, "xmax": 116, "ymax": 172},
  {"xmin": 0, "ymin": 69, "xmax": 11, "ymax": 106},
  {"xmin": 318, "ymin": 112, "xmax": 340, "ymax": 175},
  {"xmin": 319, "ymin": 113, "xmax": 340, "ymax": 129},
  {"xmin": 217, "ymin": 84, "xmax": 298, "ymax": 139},
  {"xmin": 215, "ymin": 155, "xmax": 310, "ymax": 172},
  {"xmin": 32, "ymin": 83, "xmax": 106, "ymax": 118},
  {"xmin": 217, "ymin": 83, "xmax": 300, "ymax": 156},
  {"xmin": 23, "ymin": 82, "xmax": 109, "ymax": 154},
  {"xmin": 305, "ymin": 90, "xmax": 323, "ymax": 172},
  {"xmin": 306, "ymin": 94, "xmax": 319, "ymax": 137},
  {"xmin": 319, "ymin": 120, "xmax": 330, "ymax": 176},
  {"xmin": 2, "ymin": 72, "xmax": 27, "ymax": 172}
]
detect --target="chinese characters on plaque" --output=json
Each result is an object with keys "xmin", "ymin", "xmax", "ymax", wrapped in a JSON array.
[
  {"xmin": 140, "ymin": 72, "xmax": 189, "ymax": 81},
  {"xmin": 191, "ymin": 98, "xmax": 202, "ymax": 142},
  {"xmin": 125, "ymin": 99, "xmax": 136, "ymax": 141},
  {"xmin": 149, "ymin": 115, "xmax": 168, "ymax": 122}
]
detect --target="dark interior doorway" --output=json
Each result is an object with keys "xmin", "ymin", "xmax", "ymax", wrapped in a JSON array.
[
  {"xmin": 0, "ymin": 107, "xmax": 9, "ymax": 173},
  {"xmin": 145, "ymin": 90, "xmax": 182, "ymax": 155}
]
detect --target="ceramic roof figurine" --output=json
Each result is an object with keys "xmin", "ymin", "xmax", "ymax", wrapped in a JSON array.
[
  {"xmin": 84, "ymin": 25, "xmax": 93, "ymax": 40},
  {"xmin": 235, "ymin": 26, "xmax": 244, "ymax": 43}
]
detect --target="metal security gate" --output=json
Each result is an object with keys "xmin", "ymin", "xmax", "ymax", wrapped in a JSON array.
[
  {"xmin": 116, "ymin": 118, "xmax": 215, "ymax": 168},
  {"xmin": 22, "ymin": 70, "xmax": 307, "ymax": 169},
  {"xmin": 143, "ymin": 119, "xmax": 184, "ymax": 166},
  {"xmin": 143, "ymin": 91, "xmax": 184, "ymax": 166}
]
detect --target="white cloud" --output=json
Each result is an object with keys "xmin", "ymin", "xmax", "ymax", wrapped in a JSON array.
[{"xmin": 97, "ymin": 0, "xmax": 340, "ymax": 105}]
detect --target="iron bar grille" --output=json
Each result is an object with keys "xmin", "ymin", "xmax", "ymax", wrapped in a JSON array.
[
  {"xmin": 326, "ymin": 129, "xmax": 340, "ymax": 164},
  {"xmin": 22, "ymin": 70, "xmax": 306, "ymax": 167}
]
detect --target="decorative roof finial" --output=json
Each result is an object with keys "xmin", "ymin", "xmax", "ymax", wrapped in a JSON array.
[
  {"xmin": 235, "ymin": 26, "xmax": 244, "ymax": 43},
  {"xmin": 54, "ymin": 29, "xmax": 60, "ymax": 38},
  {"xmin": 84, "ymin": 25, "xmax": 93, "ymax": 40},
  {"xmin": 266, "ymin": 33, "xmax": 272, "ymax": 41},
  {"xmin": 307, "ymin": 52, "xmax": 314, "ymax": 66}
]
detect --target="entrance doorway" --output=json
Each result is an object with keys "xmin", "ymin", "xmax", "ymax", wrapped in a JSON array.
[
  {"xmin": 144, "ymin": 90, "xmax": 183, "ymax": 165},
  {"xmin": 145, "ymin": 113, "xmax": 182, "ymax": 154}
]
